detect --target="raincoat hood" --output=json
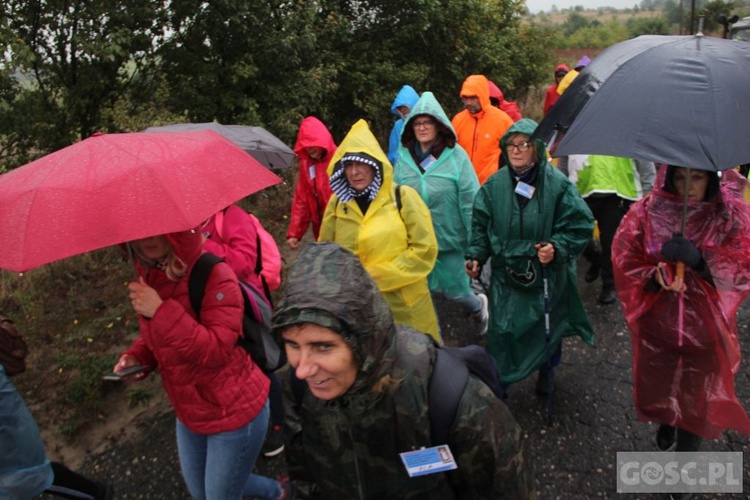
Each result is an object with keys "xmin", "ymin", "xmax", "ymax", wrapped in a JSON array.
[
  {"xmin": 488, "ymin": 80, "xmax": 504, "ymax": 102},
  {"xmin": 293, "ymin": 116, "xmax": 337, "ymax": 163},
  {"xmin": 273, "ymin": 242, "xmax": 396, "ymax": 396},
  {"xmin": 554, "ymin": 64, "xmax": 569, "ymax": 75},
  {"xmin": 499, "ymin": 118, "xmax": 546, "ymax": 167},
  {"xmin": 459, "ymin": 75, "xmax": 492, "ymax": 114},
  {"xmin": 574, "ymin": 55, "xmax": 591, "ymax": 70},
  {"xmin": 132, "ymin": 228, "xmax": 203, "ymax": 277},
  {"xmin": 402, "ymin": 91, "xmax": 456, "ymax": 143},
  {"xmin": 327, "ymin": 119, "xmax": 392, "ymax": 185},
  {"xmin": 390, "ymin": 85, "xmax": 419, "ymax": 117}
]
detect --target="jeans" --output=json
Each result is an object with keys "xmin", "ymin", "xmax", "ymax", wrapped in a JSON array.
[
  {"xmin": 446, "ymin": 292, "xmax": 483, "ymax": 315},
  {"xmin": 176, "ymin": 400, "xmax": 280, "ymax": 500}
]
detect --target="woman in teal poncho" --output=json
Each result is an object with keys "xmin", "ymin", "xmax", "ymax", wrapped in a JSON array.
[{"xmin": 394, "ymin": 92, "xmax": 488, "ymax": 333}]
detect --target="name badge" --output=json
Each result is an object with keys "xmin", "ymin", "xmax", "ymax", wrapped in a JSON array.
[
  {"xmin": 420, "ymin": 155, "xmax": 437, "ymax": 170},
  {"xmin": 309, "ymin": 165, "xmax": 316, "ymax": 180},
  {"xmin": 399, "ymin": 445, "xmax": 458, "ymax": 477},
  {"xmin": 515, "ymin": 181, "xmax": 535, "ymax": 199}
]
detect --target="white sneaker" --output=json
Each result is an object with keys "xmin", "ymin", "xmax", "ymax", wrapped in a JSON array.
[{"xmin": 473, "ymin": 293, "xmax": 489, "ymax": 335}]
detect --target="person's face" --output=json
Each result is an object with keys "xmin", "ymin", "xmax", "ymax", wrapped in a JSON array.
[
  {"xmin": 305, "ymin": 147, "xmax": 324, "ymax": 160},
  {"xmin": 461, "ymin": 95, "xmax": 481, "ymax": 114},
  {"xmin": 673, "ymin": 167, "xmax": 709, "ymax": 202},
  {"xmin": 555, "ymin": 72, "xmax": 566, "ymax": 84},
  {"xmin": 396, "ymin": 105, "xmax": 410, "ymax": 119},
  {"xmin": 134, "ymin": 235, "xmax": 170, "ymax": 261},
  {"xmin": 344, "ymin": 161, "xmax": 376, "ymax": 192},
  {"xmin": 505, "ymin": 134, "xmax": 535, "ymax": 169},
  {"xmin": 412, "ymin": 116, "xmax": 437, "ymax": 146},
  {"xmin": 282, "ymin": 323, "xmax": 358, "ymax": 400}
]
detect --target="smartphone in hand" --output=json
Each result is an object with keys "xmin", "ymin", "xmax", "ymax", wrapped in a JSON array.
[
  {"xmin": 103, "ymin": 365, "xmax": 149, "ymax": 381},
  {"xmin": 657, "ymin": 262, "xmax": 673, "ymax": 287}
]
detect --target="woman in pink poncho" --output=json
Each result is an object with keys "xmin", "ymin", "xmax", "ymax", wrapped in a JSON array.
[{"xmin": 613, "ymin": 165, "xmax": 750, "ymax": 452}]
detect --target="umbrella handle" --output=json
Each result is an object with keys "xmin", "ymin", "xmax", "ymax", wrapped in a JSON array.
[{"xmin": 676, "ymin": 261, "xmax": 685, "ymax": 280}]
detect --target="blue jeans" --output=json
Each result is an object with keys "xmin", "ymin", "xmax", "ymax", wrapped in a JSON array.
[{"xmin": 176, "ymin": 400, "xmax": 280, "ymax": 500}]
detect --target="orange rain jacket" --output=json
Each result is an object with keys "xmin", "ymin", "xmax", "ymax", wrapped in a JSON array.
[{"xmin": 451, "ymin": 75, "xmax": 514, "ymax": 185}]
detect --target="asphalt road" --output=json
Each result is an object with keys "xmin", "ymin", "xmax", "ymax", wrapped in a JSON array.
[{"xmin": 68, "ymin": 260, "xmax": 750, "ymax": 499}]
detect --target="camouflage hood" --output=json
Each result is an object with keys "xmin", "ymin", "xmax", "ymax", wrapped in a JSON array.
[{"xmin": 273, "ymin": 242, "xmax": 397, "ymax": 397}]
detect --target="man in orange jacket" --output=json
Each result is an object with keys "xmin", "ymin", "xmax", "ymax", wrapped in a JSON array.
[{"xmin": 451, "ymin": 75, "xmax": 514, "ymax": 185}]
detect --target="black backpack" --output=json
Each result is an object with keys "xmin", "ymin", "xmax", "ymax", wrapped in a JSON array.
[
  {"xmin": 189, "ymin": 253, "xmax": 286, "ymax": 373},
  {"xmin": 289, "ymin": 337, "xmax": 504, "ymax": 446}
]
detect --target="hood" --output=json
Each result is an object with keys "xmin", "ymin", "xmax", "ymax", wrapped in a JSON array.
[
  {"xmin": 327, "ymin": 119, "xmax": 392, "ymax": 183},
  {"xmin": 574, "ymin": 55, "xmax": 591, "ymax": 70},
  {"xmin": 132, "ymin": 228, "xmax": 203, "ymax": 276},
  {"xmin": 273, "ymin": 242, "xmax": 396, "ymax": 396},
  {"xmin": 293, "ymin": 116, "xmax": 337, "ymax": 162},
  {"xmin": 657, "ymin": 165, "xmax": 721, "ymax": 202},
  {"xmin": 500, "ymin": 118, "xmax": 547, "ymax": 167},
  {"xmin": 488, "ymin": 80, "xmax": 504, "ymax": 102},
  {"xmin": 459, "ymin": 75, "xmax": 492, "ymax": 114},
  {"xmin": 402, "ymin": 91, "xmax": 456, "ymax": 140},
  {"xmin": 554, "ymin": 64, "xmax": 569, "ymax": 75},
  {"xmin": 390, "ymin": 85, "xmax": 420, "ymax": 117}
]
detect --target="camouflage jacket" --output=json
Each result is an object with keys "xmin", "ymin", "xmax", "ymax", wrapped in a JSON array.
[{"xmin": 273, "ymin": 242, "xmax": 533, "ymax": 499}]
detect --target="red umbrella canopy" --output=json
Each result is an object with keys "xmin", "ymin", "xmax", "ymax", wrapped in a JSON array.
[{"xmin": 0, "ymin": 131, "xmax": 282, "ymax": 271}]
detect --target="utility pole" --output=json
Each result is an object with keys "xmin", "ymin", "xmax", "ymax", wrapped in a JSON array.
[{"xmin": 690, "ymin": 0, "xmax": 696, "ymax": 34}]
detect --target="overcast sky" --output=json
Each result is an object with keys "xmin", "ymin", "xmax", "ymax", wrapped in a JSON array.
[{"xmin": 526, "ymin": 0, "xmax": 642, "ymax": 13}]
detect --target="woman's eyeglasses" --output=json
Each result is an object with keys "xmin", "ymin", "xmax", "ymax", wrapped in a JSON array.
[
  {"xmin": 413, "ymin": 119, "xmax": 435, "ymax": 129},
  {"xmin": 506, "ymin": 141, "xmax": 532, "ymax": 152}
]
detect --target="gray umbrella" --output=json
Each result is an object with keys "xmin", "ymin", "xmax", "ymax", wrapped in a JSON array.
[
  {"xmin": 533, "ymin": 34, "xmax": 750, "ymax": 172},
  {"xmin": 145, "ymin": 122, "xmax": 295, "ymax": 169}
]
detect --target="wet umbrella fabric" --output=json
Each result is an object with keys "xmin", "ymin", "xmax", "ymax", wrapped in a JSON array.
[
  {"xmin": 145, "ymin": 122, "xmax": 295, "ymax": 170},
  {"xmin": 534, "ymin": 35, "xmax": 750, "ymax": 172},
  {"xmin": 0, "ymin": 131, "xmax": 282, "ymax": 272}
]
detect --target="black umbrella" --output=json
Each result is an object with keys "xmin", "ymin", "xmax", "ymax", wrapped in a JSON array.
[
  {"xmin": 145, "ymin": 122, "xmax": 295, "ymax": 169},
  {"xmin": 533, "ymin": 34, "xmax": 750, "ymax": 172}
]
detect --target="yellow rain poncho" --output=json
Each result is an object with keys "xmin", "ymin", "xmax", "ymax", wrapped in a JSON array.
[{"xmin": 319, "ymin": 119, "xmax": 440, "ymax": 340}]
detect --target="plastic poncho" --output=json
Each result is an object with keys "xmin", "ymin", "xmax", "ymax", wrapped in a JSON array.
[
  {"xmin": 467, "ymin": 119, "xmax": 595, "ymax": 384},
  {"xmin": 613, "ymin": 168, "xmax": 750, "ymax": 440},
  {"xmin": 287, "ymin": 117, "xmax": 337, "ymax": 241},
  {"xmin": 394, "ymin": 92, "xmax": 480, "ymax": 299},
  {"xmin": 387, "ymin": 85, "xmax": 419, "ymax": 166},
  {"xmin": 319, "ymin": 119, "xmax": 440, "ymax": 340},
  {"xmin": 451, "ymin": 75, "xmax": 514, "ymax": 185}
]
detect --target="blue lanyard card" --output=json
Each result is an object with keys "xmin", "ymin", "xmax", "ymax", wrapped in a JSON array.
[{"xmin": 399, "ymin": 445, "xmax": 458, "ymax": 477}]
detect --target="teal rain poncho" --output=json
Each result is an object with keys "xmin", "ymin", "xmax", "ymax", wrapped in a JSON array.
[
  {"xmin": 394, "ymin": 92, "xmax": 480, "ymax": 298},
  {"xmin": 467, "ymin": 119, "xmax": 595, "ymax": 383}
]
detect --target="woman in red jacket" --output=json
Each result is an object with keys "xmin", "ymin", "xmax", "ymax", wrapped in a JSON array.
[
  {"xmin": 113, "ymin": 229, "xmax": 281, "ymax": 499},
  {"xmin": 286, "ymin": 116, "xmax": 336, "ymax": 249}
]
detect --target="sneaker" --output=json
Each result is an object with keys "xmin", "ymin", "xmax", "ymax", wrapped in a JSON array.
[
  {"xmin": 472, "ymin": 293, "xmax": 489, "ymax": 335},
  {"xmin": 585, "ymin": 263, "xmax": 601, "ymax": 283},
  {"xmin": 598, "ymin": 286, "xmax": 617, "ymax": 305},
  {"xmin": 656, "ymin": 424, "xmax": 677, "ymax": 451},
  {"xmin": 262, "ymin": 424, "xmax": 285, "ymax": 458}
]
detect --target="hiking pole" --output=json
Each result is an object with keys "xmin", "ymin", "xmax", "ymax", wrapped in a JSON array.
[{"xmin": 539, "ymin": 240, "xmax": 553, "ymax": 427}]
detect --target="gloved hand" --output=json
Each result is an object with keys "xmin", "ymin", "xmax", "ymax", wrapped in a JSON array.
[{"xmin": 661, "ymin": 236, "xmax": 702, "ymax": 269}]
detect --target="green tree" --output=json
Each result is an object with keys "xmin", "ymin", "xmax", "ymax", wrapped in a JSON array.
[
  {"xmin": 627, "ymin": 15, "xmax": 671, "ymax": 35},
  {"xmin": 1, "ymin": 0, "xmax": 167, "ymax": 166},
  {"xmin": 700, "ymin": 0, "xmax": 736, "ymax": 33},
  {"xmin": 563, "ymin": 11, "xmax": 592, "ymax": 36}
]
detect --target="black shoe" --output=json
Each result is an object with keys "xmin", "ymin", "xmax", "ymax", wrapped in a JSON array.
[
  {"xmin": 536, "ymin": 370, "xmax": 554, "ymax": 396},
  {"xmin": 598, "ymin": 286, "xmax": 617, "ymax": 305},
  {"xmin": 585, "ymin": 263, "xmax": 601, "ymax": 283},
  {"xmin": 656, "ymin": 424, "xmax": 677, "ymax": 451},
  {"xmin": 262, "ymin": 424, "xmax": 285, "ymax": 458}
]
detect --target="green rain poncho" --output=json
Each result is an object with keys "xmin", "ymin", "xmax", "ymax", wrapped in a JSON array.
[
  {"xmin": 467, "ymin": 119, "xmax": 595, "ymax": 384},
  {"xmin": 394, "ymin": 92, "xmax": 480, "ymax": 299}
]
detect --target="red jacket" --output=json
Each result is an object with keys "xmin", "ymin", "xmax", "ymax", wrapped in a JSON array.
[
  {"xmin": 487, "ymin": 80, "xmax": 522, "ymax": 122},
  {"xmin": 287, "ymin": 117, "xmax": 337, "ymax": 240},
  {"xmin": 543, "ymin": 84, "xmax": 560, "ymax": 116},
  {"xmin": 125, "ymin": 229, "xmax": 269, "ymax": 434}
]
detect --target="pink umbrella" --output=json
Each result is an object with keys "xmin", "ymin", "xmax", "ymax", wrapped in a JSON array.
[{"xmin": 0, "ymin": 131, "xmax": 282, "ymax": 271}]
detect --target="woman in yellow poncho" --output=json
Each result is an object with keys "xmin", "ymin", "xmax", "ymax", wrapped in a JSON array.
[{"xmin": 318, "ymin": 119, "xmax": 440, "ymax": 341}]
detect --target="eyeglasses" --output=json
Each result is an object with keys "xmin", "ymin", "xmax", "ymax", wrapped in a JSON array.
[
  {"xmin": 506, "ymin": 141, "xmax": 532, "ymax": 152},
  {"xmin": 413, "ymin": 119, "xmax": 435, "ymax": 129}
]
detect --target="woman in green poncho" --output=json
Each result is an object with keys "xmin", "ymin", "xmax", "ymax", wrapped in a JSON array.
[
  {"xmin": 394, "ymin": 92, "xmax": 488, "ymax": 334},
  {"xmin": 466, "ymin": 119, "xmax": 595, "ymax": 395}
]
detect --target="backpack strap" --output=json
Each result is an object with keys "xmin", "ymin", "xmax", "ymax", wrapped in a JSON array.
[
  {"xmin": 188, "ymin": 253, "xmax": 223, "ymax": 318},
  {"xmin": 428, "ymin": 344, "xmax": 469, "ymax": 447}
]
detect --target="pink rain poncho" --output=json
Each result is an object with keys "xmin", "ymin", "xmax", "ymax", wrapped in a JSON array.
[{"xmin": 613, "ymin": 167, "xmax": 750, "ymax": 439}]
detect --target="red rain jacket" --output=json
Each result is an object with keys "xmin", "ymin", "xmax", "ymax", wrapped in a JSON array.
[
  {"xmin": 487, "ymin": 80, "xmax": 522, "ymax": 122},
  {"xmin": 613, "ymin": 168, "xmax": 750, "ymax": 439},
  {"xmin": 125, "ymin": 229, "xmax": 269, "ymax": 434},
  {"xmin": 287, "ymin": 117, "xmax": 337, "ymax": 240},
  {"xmin": 543, "ymin": 64, "xmax": 569, "ymax": 116}
]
